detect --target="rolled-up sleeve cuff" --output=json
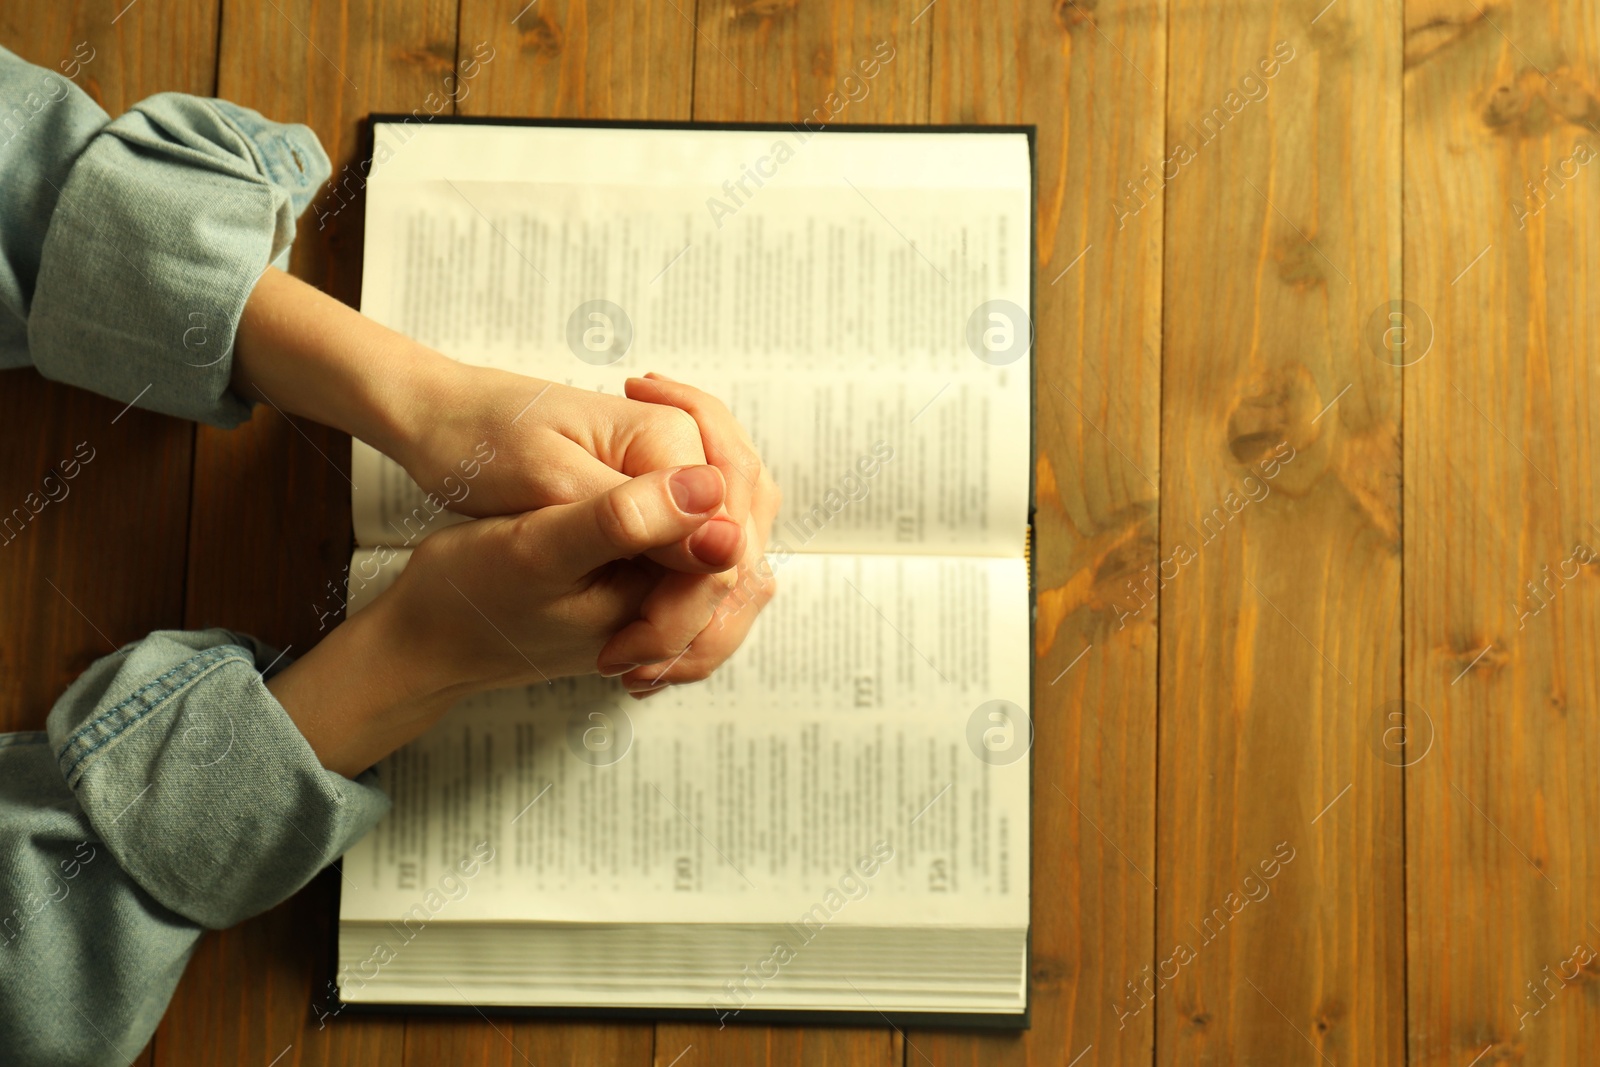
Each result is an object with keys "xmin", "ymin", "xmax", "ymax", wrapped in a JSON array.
[
  {"xmin": 27, "ymin": 94, "xmax": 330, "ymax": 428},
  {"xmin": 44, "ymin": 629, "xmax": 387, "ymax": 929}
]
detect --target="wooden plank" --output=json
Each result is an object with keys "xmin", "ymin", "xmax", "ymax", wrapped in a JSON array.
[
  {"xmin": 687, "ymin": 0, "xmax": 925, "ymax": 122},
  {"xmin": 652, "ymin": 1026, "xmax": 899, "ymax": 1067},
  {"xmin": 405, "ymin": 1016, "xmax": 659, "ymax": 1067},
  {"xmin": 1156, "ymin": 1, "xmax": 1405, "ymax": 1064},
  {"xmin": 914, "ymin": 1, "xmax": 1165, "ymax": 1064},
  {"xmin": 643, "ymin": 4, "xmax": 929, "ymax": 1065},
  {"xmin": 2, "ymin": 8, "xmax": 218, "ymax": 1066},
  {"xmin": 395, "ymin": 2, "xmax": 697, "ymax": 1063},
  {"xmin": 1403, "ymin": 1, "xmax": 1600, "ymax": 1063},
  {"xmin": 0, "ymin": 379, "xmax": 190, "ymax": 728},
  {"xmin": 460, "ymin": 0, "xmax": 693, "ymax": 118},
  {"xmin": 154, "ymin": 1, "xmax": 458, "ymax": 1064}
]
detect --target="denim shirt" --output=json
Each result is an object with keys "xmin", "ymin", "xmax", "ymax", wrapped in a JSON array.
[{"xmin": 0, "ymin": 45, "xmax": 389, "ymax": 1066}]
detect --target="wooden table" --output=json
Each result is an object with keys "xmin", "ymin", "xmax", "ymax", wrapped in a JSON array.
[{"xmin": 3, "ymin": 1, "xmax": 1596, "ymax": 1064}]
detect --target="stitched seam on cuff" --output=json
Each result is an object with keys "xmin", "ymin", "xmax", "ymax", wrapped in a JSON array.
[{"xmin": 57, "ymin": 646, "xmax": 256, "ymax": 786}]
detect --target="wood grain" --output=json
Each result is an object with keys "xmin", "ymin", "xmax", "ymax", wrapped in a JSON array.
[
  {"xmin": 154, "ymin": 1, "xmax": 457, "ymax": 1064},
  {"xmin": 917, "ymin": 0, "xmax": 1166, "ymax": 1064},
  {"xmin": 12, "ymin": 0, "xmax": 1600, "ymax": 1062},
  {"xmin": 651, "ymin": 1025, "xmax": 900, "ymax": 1067},
  {"xmin": 687, "ymin": 0, "xmax": 926, "ymax": 123},
  {"xmin": 459, "ymin": 0, "xmax": 693, "ymax": 119},
  {"xmin": 1156, "ymin": 0, "xmax": 1405, "ymax": 1064},
  {"xmin": 1403, "ymin": 1, "xmax": 1600, "ymax": 1063}
]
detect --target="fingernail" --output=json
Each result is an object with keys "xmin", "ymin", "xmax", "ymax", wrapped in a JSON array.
[
  {"xmin": 647, "ymin": 371, "xmax": 679, "ymax": 383},
  {"xmin": 689, "ymin": 518, "xmax": 742, "ymax": 565},
  {"xmin": 629, "ymin": 688, "xmax": 667, "ymax": 701},
  {"xmin": 598, "ymin": 662, "xmax": 639, "ymax": 678},
  {"xmin": 670, "ymin": 466, "xmax": 723, "ymax": 513}
]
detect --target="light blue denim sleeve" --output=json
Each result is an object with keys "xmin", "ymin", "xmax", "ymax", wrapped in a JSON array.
[
  {"xmin": 0, "ymin": 47, "xmax": 384, "ymax": 1066},
  {"xmin": 1, "ymin": 630, "xmax": 390, "ymax": 1067},
  {"xmin": 0, "ymin": 43, "xmax": 329, "ymax": 427}
]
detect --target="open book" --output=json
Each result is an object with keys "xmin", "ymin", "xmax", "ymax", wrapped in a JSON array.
[{"xmin": 333, "ymin": 117, "xmax": 1035, "ymax": 1026}]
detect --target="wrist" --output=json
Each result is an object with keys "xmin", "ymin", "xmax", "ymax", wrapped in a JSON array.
[
  {"xmin": 232, "ymin": 267, "xmax": 455, "ymax": 462},
  {"xmin": 348, "ymin": 585, "xmax": 478, "ymax": 719},
  {"xmin": 345, "ymin": 336, "xmax": 455, "ymax": 466},
  {"xmin": 379, "ymin": 361, "xmax": 557, "ymax": 504},
  {"xmin": 267, "ymin": 588, "xmax": 468, "ymax": 777}
]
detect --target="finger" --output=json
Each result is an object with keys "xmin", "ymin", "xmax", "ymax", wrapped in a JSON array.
[
  {"xmin": 617, "ymin": 619, "xmax": 730, "ymax": 694},
  {"xmin": 643, "ymin": 514, "xmax": 745, "ymax": 576},
  {"xmin": 620, "ymin": 534, "xmax": 776, "ymax": 690},
  {"xmin": 633, "ymin": 375, "xmax": 761, "ymax": 512},
  {"xmin": 544, "ymin": 388, "xmax": 707, "ymax": 480},
  {"xmin": 623, "ymin": 375, "xmax": 752, "ymax": 572},
  {"xmin": 577, "ymin": 557, "xmax": 663, "ymax": 619},
  {"xmin": 594, "ymin": 569, "xmax": 730, "ymax": 676},
  {"xmin": 550, "ymin": 435, "xmax": 745, "ymax": 573},
  {"xmin": 619, "ymin": 470, "xmax": 779, "ymax": 691},
  {"xmin": 749, "ymin": 467, "xmax": 781, "ymax": 540},
  {"xmin": 625, "ymin": 375, "xmax": 761, "ymax": 530},
  {"xmin": 538, "ymin": 464, "xmax": 730, "ymax": 577},
  {"xmin": 611, "ymin": 396, "xmax": 709, "ymax": 476}
]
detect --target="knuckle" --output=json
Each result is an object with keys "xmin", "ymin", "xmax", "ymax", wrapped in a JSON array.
[
  {"xmin": 535, "ymin": 469, "xmax": 584, "ymax": 508},
  {"xmin": 499, "ymin": 513, "xmax": 543, "ymax": 563},
  {"xmin": 744, "ymin": 559, "xmax": 777, "ymax": 595},
  {"xmin": 723, "ymin": 575, "xmax": 768, "ymax": 615},
  {"xmin": 635, "ymin": 638, "xmax": 682, "ymax": 666},
  {"xmin": 730, "ymin": 442, "xmax": 760, "ymax": 478},
  {"xmin": 666, "ymin": 380, "xmax": 709, "ymax": 408},
  {"xmin": 595, "ymin": 490, "xmax": 653, "ymax": 553},
  {"xmin": 655, "ymin": 406, "xmax": 703, "ymax": 444},
  {"xmin": 676, "ymin": 662, "xmax": 714, "ymax": 684},
  {"xmin": 703, "ymin": 392, "xmax": 734, "ymax": 421}
]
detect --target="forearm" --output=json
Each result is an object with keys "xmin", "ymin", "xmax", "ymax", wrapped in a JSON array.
[
  {"xmin": 266, "ymin": 591, "xmax": 468, "ymax": 778},
  {"xmin": 231, "ymin": 266, "xmax": 448, "ymax": 458},
  {"xmin": 233, "ymin": 270, "xmax": 484, "ymax": 774}
]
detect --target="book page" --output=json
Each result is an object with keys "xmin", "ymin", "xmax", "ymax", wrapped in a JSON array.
[
  {"xmin": 353, "ymin": 124, "xmax": 1031, "ymax": 557},
  {"xmin": 337, "ymin": 551, "xmax": 1031, "ymax": 930},
  {"xmin": 351, "ymin": 445, "xmax": 472, "ymax": 551}
]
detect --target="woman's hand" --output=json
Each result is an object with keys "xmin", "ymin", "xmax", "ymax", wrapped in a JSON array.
[
  {"xmin": 232, "ymin": 267, "xmax": 779, "ymax": 698},
  {"xmin": 390, "ymin": 361, "xmax": 747, "ymax": 574},
  {"xmin": 267, "ymin": 465, "xmax": 733, "ymax": 776},
  {"xmin": 233, "ymin": 268, "xmax": 745, "ymax": 575},
  {"xmin": 605, "ymin": 374, "xmax": 782, "ymax": 697},
  {"xmin": 388, "ymin": 366, "xmax": 782, "ymax": 695},
  {"xmin": 231, "ymin": 267, "xmax": 745, "ymax": 575}
]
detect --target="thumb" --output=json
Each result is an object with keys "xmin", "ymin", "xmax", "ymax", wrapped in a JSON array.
[{"xmin": 546, "ymin": 465, "xmax": 729, "ymax": 577}]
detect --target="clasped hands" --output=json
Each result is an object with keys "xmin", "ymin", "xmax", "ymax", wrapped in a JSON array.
[
  {"xmin": 233, "ymin": 268, "xmax": 778, "ymax": 777},
  {"xmin": 386, "ymin": 363, "xmax": 781, "ymax": 696}
]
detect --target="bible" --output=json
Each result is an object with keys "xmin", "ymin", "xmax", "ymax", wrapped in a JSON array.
[{"xmin": 332, "ymin": 116, "xmax": 1035, "ymax": 1027}]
